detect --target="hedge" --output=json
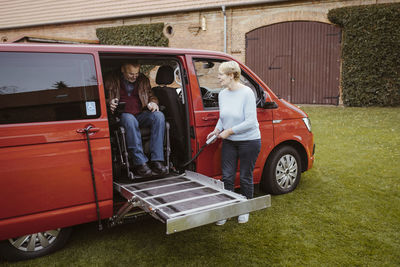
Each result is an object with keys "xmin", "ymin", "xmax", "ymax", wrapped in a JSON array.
[
  {"xmin": 328, "ymin": 3, "xmax": 400, "ymax": 106},
  {"xmin": 96, "ymin": 23, "xmax": 168, "ymax": 47}
]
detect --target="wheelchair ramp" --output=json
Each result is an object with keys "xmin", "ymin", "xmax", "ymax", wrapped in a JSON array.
[{"xmin": 114, "ymin": 171, "xmax": 271, "ymax": 234}]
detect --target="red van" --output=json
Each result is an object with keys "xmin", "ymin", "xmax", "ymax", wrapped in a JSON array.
[{"xmin": 0, "ymin": 43, "xmax": 314, "ymax": 261}]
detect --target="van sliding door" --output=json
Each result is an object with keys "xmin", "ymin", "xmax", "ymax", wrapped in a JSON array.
[{"xmin": 0, "ymin": 51, "xmax": 112, "ymax": 240}]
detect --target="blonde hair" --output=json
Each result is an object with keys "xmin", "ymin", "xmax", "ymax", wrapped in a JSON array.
[{"xmin": 219, "ymin": 61, "xmax": 241, "ymax": 82}]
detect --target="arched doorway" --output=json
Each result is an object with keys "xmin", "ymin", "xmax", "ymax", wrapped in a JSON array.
[{"xmin": 246, "ymin": 21, "xmax": 341, "ymax": 105}]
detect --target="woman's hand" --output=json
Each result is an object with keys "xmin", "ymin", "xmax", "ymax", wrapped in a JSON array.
[
  {"xmin": 218, "ymin": 128, "xmax": 234, "ymax": 139},
  {"xmin": 207, "ymin": 129, "xmax": 220, "ymax": 143}
]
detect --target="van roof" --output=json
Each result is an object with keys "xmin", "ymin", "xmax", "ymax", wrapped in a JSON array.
[{"xmin": 0, "ymin": 43, "xmax": 232, "ymax": 58}]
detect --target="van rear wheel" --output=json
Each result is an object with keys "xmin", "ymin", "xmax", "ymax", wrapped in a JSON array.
[
  {"xmin": 262, "ymin": 146, "xmax": 301, "ymax": 195},
  {"xmin": 0, "ymin": 227, "xmax": 72, "ymax": 261}
]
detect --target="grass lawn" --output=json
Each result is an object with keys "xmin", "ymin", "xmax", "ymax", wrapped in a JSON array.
[{"xmin": 3, "ymin": 107, "xmax": 400, "ymax": 266}]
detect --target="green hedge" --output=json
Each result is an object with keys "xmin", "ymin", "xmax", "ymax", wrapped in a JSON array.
[
  {"xmin": 328, "ymin": 3, "xmax": 400, "ymax": 106},
  {"xmin": 96, "ymin": 23, "xmax": 168, "ymax": 47}
]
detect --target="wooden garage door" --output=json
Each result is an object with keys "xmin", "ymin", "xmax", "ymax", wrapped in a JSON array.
[{"xmin": 246, "ymin": 21, "xmax": 341, "ymax": 105}]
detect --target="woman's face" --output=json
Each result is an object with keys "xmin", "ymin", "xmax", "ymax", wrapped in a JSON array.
[{"xmin": 218, "ymin": 71, "xmax": 232, "ymax": 88}]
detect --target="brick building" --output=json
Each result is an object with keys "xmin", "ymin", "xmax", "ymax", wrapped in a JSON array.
[{"xmin": 1, "ymin": 0, "xmax": 398, "ymax": 104}]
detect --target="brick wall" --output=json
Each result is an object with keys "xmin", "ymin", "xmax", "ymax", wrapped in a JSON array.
[{"xmin": 0, "ymin": 0, "xmax": 397, "ymax": 64}]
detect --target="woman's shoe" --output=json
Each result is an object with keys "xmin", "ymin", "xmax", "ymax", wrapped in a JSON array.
[
  {"xmin": 238, "ymin": 213, "xmax": 249, "ymax": 224},
  {"xmin": 215, "ymin": 219, "xmax": 227, "ymax": 226}
]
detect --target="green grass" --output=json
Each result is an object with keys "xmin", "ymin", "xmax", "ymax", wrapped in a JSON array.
[{"xmin": 3, "ymin": 107, "xmax": 400, "ymax": 267}]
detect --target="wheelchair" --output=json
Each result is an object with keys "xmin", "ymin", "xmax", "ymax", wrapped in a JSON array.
[{"xmin": 109, "ymin": 102, "xmax": 170, "ymax": 181}]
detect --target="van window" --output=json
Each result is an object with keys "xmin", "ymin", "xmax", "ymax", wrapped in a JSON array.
[
  {"xmin": 193, "ymin": 59, "xmax": 260, "ymax": 109},
  {"xmin": 0, "ymin": 52, "xmax": 99, "ymax": 124}
]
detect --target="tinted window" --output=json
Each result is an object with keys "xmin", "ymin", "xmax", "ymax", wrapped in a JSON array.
[
  {"xmin": 193, "ymin": 59, "xmax": 261, "ymax": 109},
  {"xmin": 0, "ymin": 52, "xmax": 99, "ymax": 124}
]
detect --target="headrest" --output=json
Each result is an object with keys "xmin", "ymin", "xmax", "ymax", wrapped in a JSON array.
[{"xmin": 156, "ymin": 65, "xmax": 174, "ymax": 85}]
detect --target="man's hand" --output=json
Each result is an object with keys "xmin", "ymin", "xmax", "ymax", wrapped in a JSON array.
[
  {"xmin": 110, "ymin": 98, "xmax": 119, "ymax": 113},
  {"xmin": 147, "ymin": 102, "xmax": 159, "ymax": 112}
]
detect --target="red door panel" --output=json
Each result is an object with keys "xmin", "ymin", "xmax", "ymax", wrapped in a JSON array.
[
  {"xmin": 0, "ymin": 136, "xmax": 112, "ymax": 220},
  {"xmin": 0, "ymin": 50, "xmax": 113, "ymax": 230},
  {"xmin": 194, "ymin": 109, "xmax": 222, "ymax": 177}
]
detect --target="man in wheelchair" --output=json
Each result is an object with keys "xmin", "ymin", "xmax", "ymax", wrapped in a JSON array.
[{"xmin": 105, "ymin": 62, "xmax": 168, "ymax": 177}]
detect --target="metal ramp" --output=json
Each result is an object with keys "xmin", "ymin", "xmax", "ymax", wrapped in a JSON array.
[{"xmin": 113, "ymin": 171, "xmax": 271, "ymax": 234}]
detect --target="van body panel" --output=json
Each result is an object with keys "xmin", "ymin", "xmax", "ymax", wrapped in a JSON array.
[
  {"xmin": 273, "ymin": 99, "xmax": 308, "ymax": 120},
  {"xmin": 272, "ymin": 99, "xmax": 314, "ymax": 171},
  {"xmin": 273, "ymin": 118, "xmax": 314, "ymax": 170},
  {"xmin": 0, "ymin": 119, "xmax": 110, "ymax": 148},
  {"xmin": 0, "ymin": 45, "xmax": 114, "ymax": 240},
  {"xmin": 0, "ymin": 200, "xmax": 113, "ymax": 240},
  {"xmin": 0, "ymin": 137, "xmax": 113, "ymax": 220}
]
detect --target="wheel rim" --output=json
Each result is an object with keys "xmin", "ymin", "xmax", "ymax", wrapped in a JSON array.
[
  {"xmin": 275, "ymin": 154, "xmax": 298, "ymax": 190},
  {"xmin": 8, "ymin": 229, "xmax": 60, "ymax": 252}
]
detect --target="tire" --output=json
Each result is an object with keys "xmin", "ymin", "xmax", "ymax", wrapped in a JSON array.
[
  {"xmin": 0, "ymin": 227, "xmax": 72, "ymax": 262},
  {"xmin": 262, "ymin": 146, "xmax": 302, "ymax": 195}
]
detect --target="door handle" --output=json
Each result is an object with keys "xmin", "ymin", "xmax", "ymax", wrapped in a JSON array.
[
  {"xmin": 76, "ymin": 125, "xmax": 100, "ymax": 134},
  {"xmin": 202, "ymin": 115, "xmax": 218, "ymax": 121}
]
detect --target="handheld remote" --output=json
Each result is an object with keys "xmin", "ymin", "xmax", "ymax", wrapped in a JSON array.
[{"xmin": 206, "ymin": 134, "xmax": 218, "ymax": 145}]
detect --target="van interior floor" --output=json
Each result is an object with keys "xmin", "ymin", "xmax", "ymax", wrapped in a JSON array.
[{"xmin": 112, "ymin": 171, "xmax": 271, "ymax": 234}]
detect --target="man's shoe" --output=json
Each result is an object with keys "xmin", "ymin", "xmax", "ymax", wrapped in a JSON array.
[
  {"xmin": 238, "ymin": 213, "xmax": 249, "ymax": 224},
  {"xmin": 150, "ymin": 161, "xmax": 168, "ymax": 175},
  {"xmin": 134, "ymin": 163, "xmax": 152, "ymax": 177}
]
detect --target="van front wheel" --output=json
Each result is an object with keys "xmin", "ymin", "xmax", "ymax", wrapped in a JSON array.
[
  {"xmin": 262, "ymin": 146, "xmax": 301, "ymax": 195},
  {"xmin": 0, "ymin": 227, "xmax": 72, "ymax": 261}
]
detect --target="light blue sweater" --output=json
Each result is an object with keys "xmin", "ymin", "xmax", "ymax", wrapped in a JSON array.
[{"xmin": 215, "ymin": 85, "xmax": 261, "ymax": 141}]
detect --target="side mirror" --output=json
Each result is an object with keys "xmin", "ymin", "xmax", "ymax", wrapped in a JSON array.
[{"xmin": 263, "ymin": 101, "xmax": 278, "ymax": 109}]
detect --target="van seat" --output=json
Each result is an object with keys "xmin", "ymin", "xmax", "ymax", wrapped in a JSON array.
[{"xmin": 152, "ymin": 65, "xmax": 186, "ymax": 164}]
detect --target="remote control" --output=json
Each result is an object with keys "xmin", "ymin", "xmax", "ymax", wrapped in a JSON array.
[{"xmin": 206, "ymin": 134, "xmax": 218, "ymax": 145}]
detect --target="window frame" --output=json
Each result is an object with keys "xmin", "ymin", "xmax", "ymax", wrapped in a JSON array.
[{"xmin": 192, "ymin": 57, "xmax": 265, "ymax": 110}]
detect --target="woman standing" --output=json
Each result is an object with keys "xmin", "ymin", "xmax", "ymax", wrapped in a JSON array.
[{"xmin": 207, "ymin": 61, "xmax": 261, "ymax": 225}]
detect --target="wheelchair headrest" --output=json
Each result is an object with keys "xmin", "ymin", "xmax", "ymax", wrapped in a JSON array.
[{"xmin": 156, "ymin": 65, "xmax": 174, "ymax": 85}]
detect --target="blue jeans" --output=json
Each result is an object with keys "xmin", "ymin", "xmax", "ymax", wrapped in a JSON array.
[
  {"xmin": 221, "ymin": 139, "xmax": 261, "ymax": 199},
  {"xmin": 120, "ymin": 111, "xmax": 165, "ymax": 165}
]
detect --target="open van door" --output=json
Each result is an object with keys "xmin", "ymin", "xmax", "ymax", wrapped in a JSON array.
[{"xmin": 113, "ymin": 171, "xmax": 270, "ymax": 233}]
